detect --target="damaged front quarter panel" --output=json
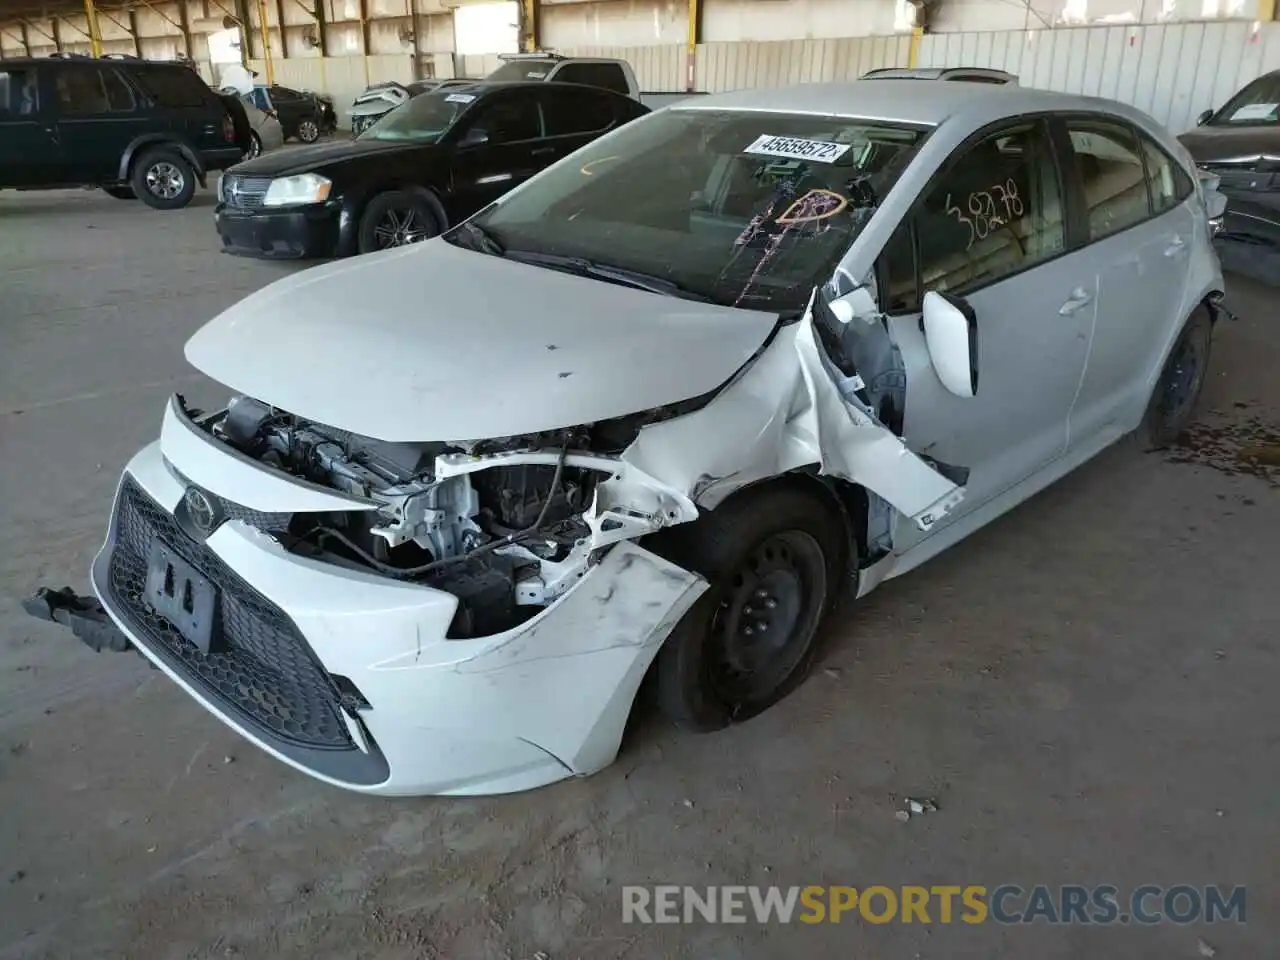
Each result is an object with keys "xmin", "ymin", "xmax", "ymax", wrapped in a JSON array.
[{"xmin": 614, "ymin": 303, "xmax": 965, "ymax": 534}]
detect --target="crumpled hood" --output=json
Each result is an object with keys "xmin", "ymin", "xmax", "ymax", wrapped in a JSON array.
[
  {"xmin": 1178, "ymin": 126, "xmax": 1280, "ymax": 165},
  {"xmin": 185, "ymin": 240, "xmax": 779, "ymax": 442}
]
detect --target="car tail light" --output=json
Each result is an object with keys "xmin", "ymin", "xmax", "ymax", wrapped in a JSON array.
[{"xmin": 221, "ymin": 114, "xmax": 235, "ymax": 143}]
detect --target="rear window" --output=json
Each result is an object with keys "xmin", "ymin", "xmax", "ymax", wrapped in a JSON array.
[
  {"xmin": 486, "ymin": 59, "xmax": 560, "ymax": 82},
  {"xmin": 553, "ymin": 62, "xmax": 629, "ymax": 96},
  {"xmin": 132, "ymin": 66, "xmax": 213, "ymax": 108},
  {"xmin": 0, "ymin": 68, "xmax": 38, "ymax": 116}
]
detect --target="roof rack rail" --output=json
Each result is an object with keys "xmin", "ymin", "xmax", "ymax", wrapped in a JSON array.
[{"xmin": 497, "ymin": 51, "xmax": 564, "ymax": 61}]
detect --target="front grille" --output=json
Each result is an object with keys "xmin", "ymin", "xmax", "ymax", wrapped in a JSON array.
[
  {"xmin": 105, "ymin": 477, "xmax": 354, "ymax": 751},
  {"xmin": 167, "ymin": 464, "xmax": 292, "ymax": 534},
  {"xmin": 221, "ymin": 174, "xmax": 272, "ymax": 208}
]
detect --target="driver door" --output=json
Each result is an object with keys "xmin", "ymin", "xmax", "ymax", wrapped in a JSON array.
[
  {"xmin": 878, "ymin": 117, "xmax": 1095, "ymax": 552},
  {"xmin": 448, "ymin": 89, "xmax": 545, "ymax": 217}
]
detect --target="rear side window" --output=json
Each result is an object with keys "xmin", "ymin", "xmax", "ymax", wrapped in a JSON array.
[
  {"xmin": 0, "ymin": 68, "xmax": 39, "ymax": 116},
  {"xmin": 1138, "ymin": 135, "xmax": 1194, "ymax": 215},
  {"xmin": 54, "ymin": 66, "xmax": 134, "ymax": 115},
  {"xmin": 553, "ymin": 62, "xmax": 630, "ymax": 96},
  {"xmin": 467, "ymin": 92, "xmax": 541, "ymax": 144},
  {"xmin": 540, "ymin": 89, "xmax": 616, "ymax": 137},
  {"xmin": 132, "ymin": 67, "xmax": 212, "ymax": 108},
  {"xmin": 1065, "ymin": 120, "xmax": 1149, "ymax": 241}
]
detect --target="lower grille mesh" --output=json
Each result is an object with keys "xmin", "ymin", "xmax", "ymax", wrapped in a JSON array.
[{"xmin": 105, "ymin": 477, "xmax": 354, "ymax": 750}]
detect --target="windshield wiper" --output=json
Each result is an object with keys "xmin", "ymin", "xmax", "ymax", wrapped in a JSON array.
[
  {"xmin": 502, "ymin": 251, "xmax": 711, "ymax": 302},
  {"xmin": 445, "ymin": 221, "xmax": 505, "ymax": 256}
]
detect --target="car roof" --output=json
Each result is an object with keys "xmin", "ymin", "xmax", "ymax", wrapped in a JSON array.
[
  {"xmin": 671, "ymin": 79, "xmax": 1141, "ymax": 130},
  {"xmin": 862, "ymin": 66, "xmax": 1015, "ymax": 81},
  {"xmin": 0, "ymin": 55, "xmax": 190, "ymax": 69}
]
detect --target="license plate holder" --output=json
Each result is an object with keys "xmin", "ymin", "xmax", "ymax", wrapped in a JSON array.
[{"xmin": 144, "ymin": 540, "xmax": 219, "ymax": 655}]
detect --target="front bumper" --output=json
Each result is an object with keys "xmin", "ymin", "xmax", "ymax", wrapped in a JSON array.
[
  {"xmin": 90, "ymin": 434, "xmax": 706, "ymax": 796},
  {"xmin": 214, "ymin": 202, "xmax": 341, "ymax": 259}
]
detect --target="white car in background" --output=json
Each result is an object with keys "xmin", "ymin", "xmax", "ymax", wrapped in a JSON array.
[
  {"xmin": 221, "ymin": 88, "xmax": 284, "ymax": 159},
  {"xmin": 84, "ymin": 80, "xmax": 1225, "ymax": 797}
]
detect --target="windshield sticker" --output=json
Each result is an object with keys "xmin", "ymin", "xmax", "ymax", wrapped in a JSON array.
[
  {"xmin": 1229, "ymin": 102, "xmax": 1278, "ymax": 121},
  {"xmin": 445, "ymin": 93, "xmax": 476, "ymax": 103},
  {"xmin": 525, "ymin": 71, "xmax": 548, "ymax": 79},
  {"xmin": 743, "ymin": 135, "xmax": 851, "ymax": 164}
]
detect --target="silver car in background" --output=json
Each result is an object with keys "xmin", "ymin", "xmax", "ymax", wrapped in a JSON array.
[{"xmin": 220, "ymin": 88, "xmax": 285, "ymax": 158}]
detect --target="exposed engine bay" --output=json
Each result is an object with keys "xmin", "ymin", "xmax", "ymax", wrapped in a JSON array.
[{"xmin": 194, "ymin": 394, "xmax": 704, "ymax": 638}]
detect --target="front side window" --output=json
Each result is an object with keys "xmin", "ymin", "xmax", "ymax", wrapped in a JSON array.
[
  {"xmin": 1066, "ymin": 120, "xmax": 1149, "ymax": 241},
  {"xmin": 915, "ymin": 120, "xmax": 1065, "ymax": 295},
  {"xmin": 458, "ymin": 109, "xmax": 927, "ymax": 313},
  {"xmin": 1139, "ymin": 135, "xmax": 1193, "ymax": 215},
  {"xmin": 462, "ymin": 93, "xmax": 542, "ymax": 144},
  {"xmin": 358, "ymin": 89, "xmax": 476, "ymax": 142},
  {"xmin": 1209, "ymin": 72, "xmax": 1280, "ymax": 126},
  {"xmin": 0, "ymin": 68, "xmax": 39, "ymax": 116}
]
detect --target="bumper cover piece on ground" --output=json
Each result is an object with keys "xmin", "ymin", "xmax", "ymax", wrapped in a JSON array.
[{"xmin": 23, "ymin": 586, "xmax": 132, "ymax": 653}]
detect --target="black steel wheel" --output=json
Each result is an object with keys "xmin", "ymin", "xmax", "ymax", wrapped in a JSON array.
[
  {"xmin": 651, "ymin": 483, "xmax": 845, "ymax": 732},
  {"xmin": 1140, "ymin": 306, "xmax": 1213, "ymax": 448},
  {"xmin": 357, "ymin": 191, "xmax": 442, "ymax": 254}
]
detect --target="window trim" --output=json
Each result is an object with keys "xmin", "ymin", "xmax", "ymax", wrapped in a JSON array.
[
  {"xmin": 537, "ymin": 88, "xmax": 619, "ymax": 141},
  {"xmin": 884, "ymin": 112, "xmax": 1073, "ymax": 308},
  {"xmin": 1058, "ymin": 115, "xmax": 1154, "ymax": 246}
]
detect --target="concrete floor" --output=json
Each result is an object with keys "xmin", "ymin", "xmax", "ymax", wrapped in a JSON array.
[{"xmin": 1, "ymin": 186, "xmax": 1277, "ymax": 960}]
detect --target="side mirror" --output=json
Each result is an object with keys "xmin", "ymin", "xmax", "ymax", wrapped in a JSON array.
[
  {"xmin": 1197, "ymin": 108, "xmax": 1214, "ymax": 127},
  {"xmin": 921, "ymin": 291, "xmax": 978, "ymax": 398},
  {"xmin": 459, "ymin": 127, "xmax": 490, "ymax": 147}
]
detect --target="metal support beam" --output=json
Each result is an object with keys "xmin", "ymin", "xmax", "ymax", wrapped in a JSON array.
[
  {"xmin": 256, "ymin": 0, "xmax": 276, "ymax": 83},
  {"xmin": 312, "ymin": 0, "xmax": 327, "ymax": 56},
  {"xmin": 50, "ymin": 17, "xmax": 63, "ymax": 53},
  {"xmin": 135, "ymin": 0, "xmax": 185, "ymax": 35},
  {"xmin": 907, "ymin": 25, "xmax": 923, "ymax": 67},
  {"xmin": 233, "ymin": 0, "xmax": 252, "ymax": 62},
  {"xmin": 20, "ymin": 22, "xmax": 33, "ymax": 56},
  {"xmin": 685, "ymin": 0, "xmax": 701, "ymax": 92},
  {"xmin": 82, "ymin": 0, "xmax": 104, "ymax": 57},
  {"xmin": 518, "ymin": 0, "xmax": 538, "ymax": 53},
  {"xmin": 275, "ymin": 0, "xmax": 288, "ymax": 56},
  {"xmin": 176, "ymin": 0, "xmax": 194, "ymax": 60},
  {"xmin": 126, "ymin": 10, "xmax": 143, "ymax": 58},
  {"xmin": 357, "ymin": 0, "xmax": 370, "ymax": 85}
]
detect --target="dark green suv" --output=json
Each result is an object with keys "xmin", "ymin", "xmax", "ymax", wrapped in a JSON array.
[{"xmin": 0, "ymin": 55, "xmax": 246, "ymax": 209}]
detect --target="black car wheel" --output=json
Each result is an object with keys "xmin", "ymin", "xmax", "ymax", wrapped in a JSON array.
[
  {"xmin": 1140, "ymin": 305, "xmax": 1213, "ymax": 448},
  {"xmin": 651, "ymin": 484, "xmax": 845, "ymax": 732},
  {"xmin": 130, "ymin": 149, "xmax": 197, "ymax": 210},
  {"xmin": 103, "ymin": 186, "xmax": 136, "ymax": 200},
  {"xmin": 357, "ymin": 191, "xmax": 442, "ymax": 254},
  {"xmin": 296, "ymin": 118, "xmax": 320, "ymax": 143}
]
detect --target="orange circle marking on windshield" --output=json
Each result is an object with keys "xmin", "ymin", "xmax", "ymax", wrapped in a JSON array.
[{"xmin": 775, "ymin": 189, "xmax": 848, "ymax": 224}]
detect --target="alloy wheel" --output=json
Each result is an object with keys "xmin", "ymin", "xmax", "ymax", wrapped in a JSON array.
[
  {"xmin": 372, "ymin": 207, "xmax": 431, "ymax": 248},
  {"xmin": 145, "ymin": 161, "xmax": 185, "ymax": 200},
  {"xmin": 297, "ymin": 119, "xmax": 319, "ymax": 142}
]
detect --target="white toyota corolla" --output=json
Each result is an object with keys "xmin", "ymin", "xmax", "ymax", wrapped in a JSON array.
[{"xmin": 90, "ymin": 80, "xmax": 1226, "ymax": 796}]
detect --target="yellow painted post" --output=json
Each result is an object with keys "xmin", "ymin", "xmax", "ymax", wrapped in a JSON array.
[
  {"xmin": 908, "ymin": 25, "xmax": 923, "ymax": 68},
  {"xmin": 521, "ymin": 0, "xmax": 538, "ymax": 52},
  {"xmin": 1258, "ymin": 0, "xmax": 1276, "ymax": 21},
  {"xmin": 257, "ymin": 0, "xmax": 276, "ymax": 84},
  {"xmin": 82, "ymin": 0, "xmax": 103, "ymax": 57}
]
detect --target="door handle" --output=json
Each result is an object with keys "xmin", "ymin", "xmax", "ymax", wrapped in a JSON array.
[
  {"xmin": 1058, "ymin": 287, "xmax": 1093, "ymax": 316},
  {"xmin": 1164, "ymin": 235, "xmax": 1186, "ymax": 256},
  {"xmin": 531, "ymin": 146, "xmax": 556, "ymax": 156}
]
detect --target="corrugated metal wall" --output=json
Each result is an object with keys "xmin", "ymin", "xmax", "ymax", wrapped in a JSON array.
[
  {"xmin": 554, "ymin": 43, "xmax": 686, "ymax": 88},
  {"xmin": 697, "ymin": 35, "xmax": 911, "ymax": 91},
  {"xmin": 919, "ymin": 21, "xmax": 1280, "ymax": 133}
]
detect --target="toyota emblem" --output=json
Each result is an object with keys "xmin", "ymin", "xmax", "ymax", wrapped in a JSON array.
[{"xmin": 183, "ymin": 486, "xmax": 221, "ymax": 536}]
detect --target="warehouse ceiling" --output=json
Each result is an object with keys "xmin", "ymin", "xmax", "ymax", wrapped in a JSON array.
[{"xmin": 0, "ymin": 0, "xmax": 187, "ymax": 30}]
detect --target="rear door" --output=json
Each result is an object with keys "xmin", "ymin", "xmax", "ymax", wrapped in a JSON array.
[
  {"xmin": 534, "ymin": 86, "xmax": 621, "ymax": 167},
  {"xmin": 448, "ymin": 88, "xmax": 544, "ymax": 215},
  {"xmin": 130, "ymin": 65, "xmax": 225, "ymax": 152},
  {"xmin": 1061, "ymin": 116, "xmax": 1199, "ymax": 444},
  {"xmin": 0, "ymin": 64, "xmax": 59, "ymax": 186},
  {"xmin": 52, "ymin": 63, "xmax": 150, "ymax": 182},
  {"xmin": 882, "ymin": 117, "xmax": 1094, "ymax": 548}
]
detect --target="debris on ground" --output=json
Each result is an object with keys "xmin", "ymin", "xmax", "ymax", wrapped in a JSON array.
[
  {"xmin": 1166, "ymin": 414, "xmax": 1280, "ymax": 487},
  {"xmin": 896, "ymin": 797, "xmax": 939, "ymax": 821},
  {"xmin": 681, "ymin": 799, "xmax": 694, "ymax": 809},
  {"xmin": 1198, "ymin": 936, "xmax": 1217, "ymax": 957},
  {"xmin": 823, "ymin": 667, "xmax": 842, "ymax": 679}
]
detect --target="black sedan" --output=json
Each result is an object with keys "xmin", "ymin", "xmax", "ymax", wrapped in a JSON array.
[{"xmin": 215, "ymin": 81, "xmax": 649, "ymax": 259}]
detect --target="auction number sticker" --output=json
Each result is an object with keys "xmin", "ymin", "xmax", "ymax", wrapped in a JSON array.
[
  {"xmin": 445, "ymin": 93, "xmax": 477, "ymax": 103},
  {"xmin": 743, "ymin": 134, "xmax": 851, "ymax": 164}
]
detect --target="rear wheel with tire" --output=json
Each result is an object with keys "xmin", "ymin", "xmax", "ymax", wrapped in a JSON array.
[
  {"xmin": 103, "ymin": 186, "xmax": 136, "ymax": 200},
  {"xmin": 651, "ymin": 484, "xmax": 845, "ymax": 732},
  {"xmin": 357, "ymin": 191, "xmax": 442, "ymax": 254},
  {"xmin": 130, "ymin": 148, "xmax": 196, "ymax": 210},
  {"xmin": 296, "ymin": 117, "xmax": 320, "ymax": 143},
  {"xmin": 1139, "ymin": 306, "xmax": 1213, "ymax": 449}
]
